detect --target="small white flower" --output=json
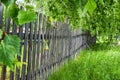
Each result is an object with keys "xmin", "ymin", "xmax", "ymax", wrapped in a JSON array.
[{"xmin": 16, "ymin": 0, "xmax": 26, "ymax": 6}]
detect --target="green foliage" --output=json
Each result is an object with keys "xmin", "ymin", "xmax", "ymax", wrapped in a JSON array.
[
  {"xmin": 83, "ymin": 0, "xmax": 120, "ymax": 42},
  {"xmin": 47, "ymin": 44, "xmax": 120, "ymax": 80},
  {"xmin": 85, "ymin": 0, "xmax": 97, "ymax": 15},
  {"xmin": 7, "ymin": 4, "xmax": 19, "ymax": 19},
  {"xmin": 42, "ymin": 0, "xmax": 89, "ymax": 28},
  {"xmin": 2, "ymin": 1, "xmax": 37, "ymax": 26},
  {"xmin": 1, "ymin": 0, "xmax": 120, "ymax": 69},
  {"xmin": 1, "ymin": 0, "xmax": 15, "ymax": 7},
  {"xmin": 0, "ymin": 31, "xmax": 21, "ymax": 69},
  {"xmin": 11, "ymin": 0, "xmax": 120, "ymax": 43},
  {"xmin": 99, "ymin": 0, "xmax": 104, "ymax": 5},
  {"xmin": 0, "ymin": 29, "xmax": 2, "ymax": 39},
  {"xmin": 3, "ymin": 34, "xmax": 20, "ymax": 54},
  {"xmin": 40, "ymin": 0, "xmax": 120, "ymax": 42},
  {"xmin": 40, "ymin": 0, "xmax": 97, "ymax": 29},
  {"xmin": 25, "ymin": 5, "xmax": 34, "ymax": 10},
  {"xmin": 17, "ymin": 10, "xmax": 37, "ymax": 25}
]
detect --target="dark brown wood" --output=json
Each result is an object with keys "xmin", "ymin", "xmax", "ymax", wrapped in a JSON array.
[
  {"xmin": 27, "ymin": 23, "xmax": 33, "ymax": 80},
  {"xmin": 12, "ymin": 22, "xmax": 17, "ymax": 34},
  {"xmin": 1, "ymin": 65, "xmax": 6, "ymax": 80},
  {"xmin": 10, "ymin": 21, "xmax": 18, "ymax": 80},
  {"xmin": 10, "ymin": 71, "xmax": 14, "ymax": 80},
  {"xmin": 0, "ymin": 4, "xmax": 4, "ymax": 28},
  {"xmin": 5, "ymin": 18, "xmax": 11, "ymax": 33},
  {"xmin": 15, "ymin": 25, "xmax": 23, "ymax": 80},
  {"xmin": 21, "ymin": 24, "xmax": 29, "ymax": 80}
]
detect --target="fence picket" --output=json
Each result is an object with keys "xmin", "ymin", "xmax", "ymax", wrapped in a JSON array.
[
  {"xmin": 15, "ymin": 26, "xmax": 23, "ymax": 80},
  {"xmin": 27, "ymin": 23, "xmax": 33, "ymax": 80},
  {"xmin": 21, "ymin": 24, "xmax": 29, "ymax": 80},
  {"xmin": 0, "ymin": 4, "xmax": 4, "ymax": 28},
  {"xmin": 9, "ymin": 21, "xmax": 18, "ymax": 80},
  {"xmin": 5, "ymin": 18, "xmax": 11, "ymax": 34},
  {"xmin": 1, "ymin": 65, "xmax": 6, "ymax": 80},
  {"xmin": 31, "ymin": 21, "xmax": 37, "ymax": 80}
]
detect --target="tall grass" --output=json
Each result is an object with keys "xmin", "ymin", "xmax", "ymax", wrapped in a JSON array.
[{"xmin": 47, "ymin": 43, "xmax": 120, "ymax": 80}]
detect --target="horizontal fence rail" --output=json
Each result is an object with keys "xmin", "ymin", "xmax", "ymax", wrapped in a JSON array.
[{"xmin": 0, "ymin": 8, "xmax": 96, "ymax": 80}]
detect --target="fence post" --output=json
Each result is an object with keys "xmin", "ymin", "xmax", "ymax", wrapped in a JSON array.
[
  {"xmin": 21, "ymin": 24, "xmax": 29, "ymax": 80},
  {"xmin": 0, "ymin": 3, "xmax": 4, "ymax": 28},
  {"xmin": 27, "ymin": 23, "xmax": 33, "ymax": 80},
  {"xmin": 39, "ymin": 13, "xmax": 45, "ymax": 80},
  {"xmin": 36, "ymin": 13, "xmax": 42, "ymax": 80},
  {"xmin": 0, "ymin": 3, "xmax": 6, "ymax": 80},
  {"xmin": 16, "ymin": 25, "xmax": 23, "ymax": 80},
  {"xmin": 68, "ymin": 27, "xmax": 72, "ymax": 59},
  {"xmin": 10, "ymin": 22, "xmax": 18, "ymax": 80},
  {"xmin": 1, "ymin": 65, "xmax": 6, "ymax": 80}
]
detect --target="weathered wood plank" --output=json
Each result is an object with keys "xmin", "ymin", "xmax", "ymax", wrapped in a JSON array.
[
  {"xmin": 46, "ymin": 27, "xmax": 52, "ymax": 77},
  {"xmin": 0, "ymin": 4, "xmax": 4, "ymax": 28},
  {"xmin": 1, "ymin": 65, "xmax": 6, "ymax": 80},
  {"xmin": 21, "ymin": 24, "xmax": 29, "ymax": 80},
  {"xmin": 27, "ymin": 23, "xmax": 33, "ymax": 80},
  {"xmin": 31, "ymin": 21, "xmax": 38, "ymax": 80},
  {"xmin": 10, "ymin": 21, "xmax": 18, "ymax": 80},
  {"xmin": 40, "ymin": 14, "xmax": 46, "ymax": 80},
  {"xmin": 5, "ymin": 18, "xmax": 11, "ymax": 33},
  {"xmin": 15, "ymin": 25, "xmax": 23, "ymax": 80},
  {"xmin": 35, "ymin": 13, "xmax": 43, "ymax": 80}
]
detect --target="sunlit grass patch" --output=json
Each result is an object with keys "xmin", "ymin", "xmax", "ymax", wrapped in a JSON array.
[{"xmin": 47, "ymin": 44, "xmax": 120, "ymax": 80}]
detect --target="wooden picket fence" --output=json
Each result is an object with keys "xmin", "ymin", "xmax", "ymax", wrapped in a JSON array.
[{"xmin": 0, "ymin": 5, "xmax": 96, "ymax": 80}]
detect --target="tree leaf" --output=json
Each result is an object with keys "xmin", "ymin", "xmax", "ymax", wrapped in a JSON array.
[
  {"xmin": 99, "ymin": 0, "xmax": 104, "ymax": 5},
  {"xmin": 85, "ymin": 0, "xmax": 97, "ymax": 16},
  {"xmin": 1, "ymin": 0, "xmax": 15, "ymax": 7},
  {"xmin": 0, "ymin": 34, "xmax": 21, "ymax": 69},
  {"xmin": 0, "ymin": 41, "xmax": 15, "ymax": 69},
  {"xmin": 25, "ymin": 5, "xmax": 34, "ymax": 10},
  {"xmin": 3, "ymin": 34, "xmax": 21, "ymax": 54},
  {"xmin": 7, "ymin": 3, "xmax": 19, "ymax": 19},
  {"xmin": 17, "ymin": 10, "xmax": 37, "ymax": 25}
]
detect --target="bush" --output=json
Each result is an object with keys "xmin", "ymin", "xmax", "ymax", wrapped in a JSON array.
[{"xmin": 47, "ymin": 44, "xmax": 120, "ymax": 80}]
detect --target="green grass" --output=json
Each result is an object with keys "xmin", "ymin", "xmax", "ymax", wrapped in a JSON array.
[{"xmin": 47, "ymin": 43, "xmax": 120, "ymax": 80}]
